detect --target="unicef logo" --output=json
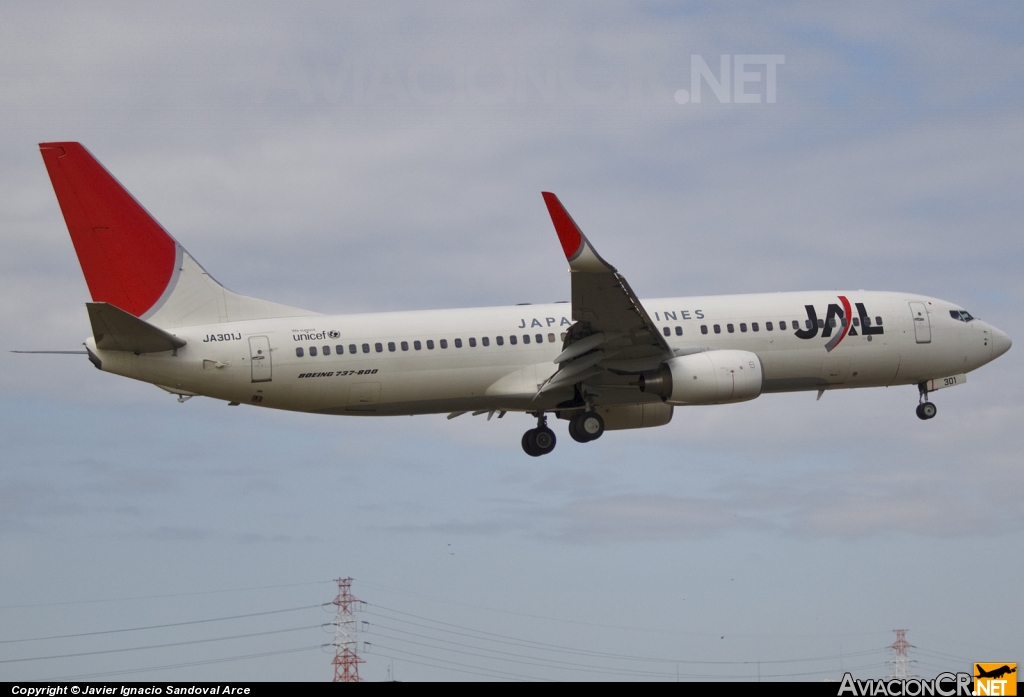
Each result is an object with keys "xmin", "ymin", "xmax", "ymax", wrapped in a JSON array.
[{"xmin": 328, "ymin": 330, "xmax": 341, "ymax": 339}]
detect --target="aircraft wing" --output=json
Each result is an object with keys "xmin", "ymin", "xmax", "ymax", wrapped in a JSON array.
[{"xmin": 539, "ymin": 193, "xmax": 671, "ymax": 391}]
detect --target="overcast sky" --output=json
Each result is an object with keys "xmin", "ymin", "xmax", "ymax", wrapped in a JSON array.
[{"xmin": 2, "ymin": 1, "xmax": 1022, "ymax": 682}]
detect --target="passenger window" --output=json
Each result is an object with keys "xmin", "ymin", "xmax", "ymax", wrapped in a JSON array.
[
  {"xmin": 375, "ymin": 343, "xmax": 383, "ymax": 353},
  {"xmin": 876, "ymin": 316, "xmax": 883, "ymax": 326},
  {"xmin": 482, "ymin": 337, "xmax": 489, "ymax": 347},
  {"xmin": 310, "ymin": 346, "xmax": 318, "ymax": 357},
  {"xmin": 560, "ymin": 332, "xmax": 567, "ymax": 341},
  {"xmin": 336, "ymin": 345, "xmax": 344, "ymax": 354},
  {"xmin": 714, "ymin": 324, "xmax": 721, "ymax": 334},
  {"xmin": 523, "ymin": 335, "xmax": 531, "ymax": 344},
  {"xmin": 752, "ymin": 323, "xmax": 759, "ymax": 332},
  {"xmin": 426, "ymin": 340, "xmax": 434, "ymax": 349},
  {"xmin": 727, "ymin": 324, "xmax": 734, "ymax": 333},
  {"xmin": 739, "ymin": 323, "xmax": 747, "ymax": 333},
  {"xmin": 780, "ymin": 321, "xmax": 787, "ymax": 330},
  {"xmin": 323, "ymin": 345, "xmax": 330, "ymax": 355},
  {"xmin": 361, "ymin": 343, "xmax": 369, "ymax": 353},
  {"xmin": 701, "ymin": 325, "xmax": 708, "ymax": 335},
  {"xmin": 388, "ymin": 342, "xmax": 396, "ymax": 352},
  {"xmin": 454, "ymin": 338, "xmax": 463, "ymax": 348},
  {"xmin": 401, "ymin": 341, "xmax": 409, "ymax": 351},
  {"xmin": 496, "ymin": 336, "xmax": 504, "ymax": 346},
  {"xmin": 536, "ymin": 334, "xmax": 543, "ymax": 343},
  {"xmin": 547, "ymin": 333, "xmax": 555, "ymax": 343},
  {"xmin": 853, "ymin": 317, "xmax": 860, "ymax": 326},
  {"xmin": 817, "ymin": 319, "xmax": 825, "ymax": 329},
  {"xmin": 414, "ymin": 340, "xmax": 422, "ymax": 350},
  {"xmin": 296, "ymin": 347, "xmax": 304, "ymax": 357},
  {"xmin": 349, "ymin": 344, "xmax": 357, "ymax": 354},
  {"xmin": 828, "ymin": 318, "xmax": 836, "ymax": 328},
  {"xmin": 440, "ymin": 339, "xmax": 448, "ymax": 349},
  {"xmin": 469, "ymin": 338, "xmax": 477, "ymax": 347},
  {"xmin": 675, "ymin": 326, "xmax": 682, "ymax": 336},
  {"xmin": 510, "ymin": 335, "xmax": 517, "ymax": 345},
  {"xmin": 766, "ymin": 321, "xmax": 773, "ymax": 331},
  {"xmin": 663, "ymin": 327, "xmax": 671, "ymax": 337}
]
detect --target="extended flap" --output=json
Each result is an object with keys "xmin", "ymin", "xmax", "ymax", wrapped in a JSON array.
[{"xmin": 87, "ymin": 302, "xmax": 186, "ymax": 353}]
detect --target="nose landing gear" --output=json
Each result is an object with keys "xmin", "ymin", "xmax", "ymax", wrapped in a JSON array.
[
  {"xmin": 916, "ymin": 383, "xmax": 937, "ymax": 420},
  {"xmin": 522, "ymin": 413, "xmax": 557, "ymax": 457}
]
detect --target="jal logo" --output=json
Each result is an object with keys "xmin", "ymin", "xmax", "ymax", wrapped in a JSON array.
[
  {"xmin": 795, "ymin": 296, "xmax": 884, "ymax": 352},
  {"xmin": 974, "ymin": 664, "xmax": 1017, "ymax": 696}
]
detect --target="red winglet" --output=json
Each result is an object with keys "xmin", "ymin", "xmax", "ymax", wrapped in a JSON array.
[
  {"xmin": 39, "ymin": 142, "xmax": 177, "ymax": 317},
  {"xmin": 542, "ymin": 192, "xmax": 583, "ymax": 260}
]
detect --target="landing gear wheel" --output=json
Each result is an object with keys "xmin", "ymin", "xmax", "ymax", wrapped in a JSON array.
[
  {"xmin": 568, "ymin": 417, "xmax": 586, "ymax": 443},
  {"xmin": 916, "ymin": 402, "xmax": 937, "ymax": 420},
  {"xmin": 522, "ymin": 426, "xmax": 557, "ymax": 456},
  {"xmin": 522, "ymin": 429, "xmax": 540, "ymax": 457},
  {"xmin": 533, "ymin": 427, "xmax": 556, "ymax": 455},
  {"xmin": 571, "ymin": 411, "xmax": 605, "ymax": 442}
]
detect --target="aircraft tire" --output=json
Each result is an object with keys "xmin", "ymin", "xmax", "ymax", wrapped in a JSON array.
[
  {"xmin": 568, "ymin": 417, "xmax": 589, "ymax": 443},
  {"xmin": 578, "ymin": 411, "xmax": 605, "ymax": 441},
  {"xmin": 534, "ymin": 427, "xmax": 557, "ymax": 455},
  {"xmin": 522, "ymin": 429, "xmax": 541, "ymax": 456},
  {"xmin": 917, "ymin": 402, "xmax": 937, "ymax": 420}
]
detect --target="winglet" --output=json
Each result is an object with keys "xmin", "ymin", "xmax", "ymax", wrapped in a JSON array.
[{"xmin": 541, "ymin": 192, "xmax": 615, "ymax": 273}]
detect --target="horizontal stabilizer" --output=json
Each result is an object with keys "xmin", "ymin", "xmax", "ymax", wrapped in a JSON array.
[
  {"xmin": 87, "ymin": 302, "xmax": 186, "ymax": 353},
  {"xmin": 11, "ymin": 350, "xmax": 88, "ymax": 354}
]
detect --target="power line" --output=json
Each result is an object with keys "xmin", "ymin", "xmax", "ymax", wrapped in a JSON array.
[
  {"xmin": 370, "ymin": 626, "xmax": 681, "ymax": 678},
  {"xmin": 47, "ymin": 644, "xmax": 326, "ymax": 681},
  {"xmin": 0, "ymin": 581, "xmax": 333, "ymax": 610},
  {"xmin": 371, "ymin": 639, "xmax": 887, "ymax": 681},
  {"xmin": 0, "ymin": 604, "xmax": 325, "ymax": 644},
  {"xmin": 369, "ymin": 626, "xmax": 887, "ymax": 680},
  {"xmin": 0, "ymin": 624, "xmax": 325, "ymax": 665},
  {"xmin": 369, "ymin": 643, "xmax": 552, "ymax": 682},
  {"xmin": 367, "ymin": 604, "xmax": 887, "ymax": 666},
  {"xmin": 356, "ymin": 578, "xmax": 889, "ymax": 640}
]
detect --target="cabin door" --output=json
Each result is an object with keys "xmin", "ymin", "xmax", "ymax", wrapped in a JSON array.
[
  {"xmin": 908, "ymin": 302, "xmax": 931, "ymax": 344},
  {"xmin": 248, "ymin": 336, "xmax": 273, "ymax": 382}
]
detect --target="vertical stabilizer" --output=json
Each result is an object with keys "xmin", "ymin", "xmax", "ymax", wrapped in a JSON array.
[{"xmin": 39, "ymin": 142, "xmax": 315, "ymax": 327}]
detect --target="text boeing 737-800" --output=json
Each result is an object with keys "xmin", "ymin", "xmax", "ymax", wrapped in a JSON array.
[{"xmin": 29, "ymin": 142, "xmax": 1011, "ymax": 456}]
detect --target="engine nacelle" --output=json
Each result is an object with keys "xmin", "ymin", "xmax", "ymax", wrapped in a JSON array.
[
  {"xmin": 593, "ymin": 402, "xmax": 674, "ymax": 430},
  {"xmin": 640, "ymin": 350, "xmax": 764, "ymax": 405}
]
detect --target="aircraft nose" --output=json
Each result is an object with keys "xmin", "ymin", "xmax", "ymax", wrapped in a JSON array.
[{"xmin": 991, "ymin": 325, "xmax": 1012, "ymax": 359}]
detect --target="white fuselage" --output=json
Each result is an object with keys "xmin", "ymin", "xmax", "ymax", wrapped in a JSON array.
[{"xmin": 87, "ymin": 290, "xmax": 1005, "ymax": 416}]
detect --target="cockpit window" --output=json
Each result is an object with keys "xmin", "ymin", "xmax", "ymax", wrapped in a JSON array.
[{"xmin": 949, "ymin": 310, "xmax": 975, "ymax": 322}]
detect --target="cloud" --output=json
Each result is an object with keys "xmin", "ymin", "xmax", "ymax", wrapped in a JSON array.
[{"xmin": 548, "ymin": 493, "xmax": 753, "ymax": 543}]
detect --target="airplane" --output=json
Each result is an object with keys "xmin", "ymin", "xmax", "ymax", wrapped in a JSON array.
[
  {"xmin": 30, "ymin": 142, "xmax": 1012, "ymax": 456},
  {"xmin": 975, "ymin": 665, "xmax": 1016, "ymax": 680}
]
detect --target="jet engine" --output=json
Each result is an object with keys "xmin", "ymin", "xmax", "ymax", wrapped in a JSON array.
[{"xmin": 639, "ymin": 350, "xmax": 763, "ymax": 405}]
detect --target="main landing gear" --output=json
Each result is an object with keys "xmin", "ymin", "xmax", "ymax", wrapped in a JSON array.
[
  {"xmin": 568, "ymin": 410, "xmax": 605, "ymax": 443},
  {"xmin": 522, "ymin": 413, "xmax": 557, "ymax": 457},
  {"xmin": 916, "ymin": 383, "xmax": 937, "ymax": 420},
  {"xmin": 521, "ymin": 409, "xmax": 608, "ymax": 456}
]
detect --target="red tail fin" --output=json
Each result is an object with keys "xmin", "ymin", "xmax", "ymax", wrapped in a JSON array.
[{"xmin": 39, "ymin": 143, "xmax": 177, "ymax": 317}]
